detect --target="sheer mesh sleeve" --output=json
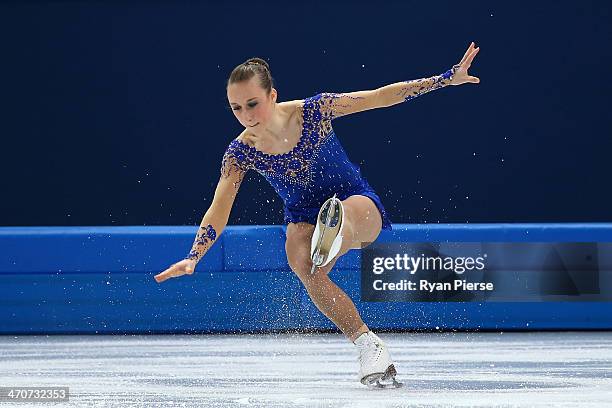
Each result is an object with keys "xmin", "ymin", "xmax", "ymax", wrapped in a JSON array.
[
  {"xmin": 399, "ymin": 65, "xmax": 459, "ymax": 102},
  {"xmin": 304, "ymin": 92, "xmax": 363, "ymax": 121},
  {"xmin": 220, "ymin": 139, "xmax": 254, "ymax": 190},
  {"xmin": 301, "ymin": 94, "xmax": 337, "ymax": 143},
  {"xmin": 303, "ymin": 65, "xmax": 460, "ymax": 122}
]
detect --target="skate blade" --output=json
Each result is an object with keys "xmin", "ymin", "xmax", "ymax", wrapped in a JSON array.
[
  {"xmin": 367, "ymin": 379, "xmax": 403, "ymax": 390},
  {"xmin": 312, "ymin": 198, "xmax": 343, "ymax": 266},
  {"xmin": 363, "ymin": 364, "xmax": 403, "ymax": 389}
]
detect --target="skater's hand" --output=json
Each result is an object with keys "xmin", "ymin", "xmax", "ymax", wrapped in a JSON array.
[
  {"xmin": 450, "ymin": 41, "xmax": 480, "ymax": 85},
  {"xmin": 154, "ymin": 259, "xmax": 196, "ymax": 283}
]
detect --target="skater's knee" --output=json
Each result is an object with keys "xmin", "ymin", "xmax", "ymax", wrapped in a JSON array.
[
  {"xmin": 286, "ymin": 246, "xmax": 330, "ymax": 288},
  {"xmin": 286, "ymin": 249, "xmax": 312, "ymax": 279},
  {"xmin": 286, "ymin": 227, "xmax": 310, "ymax": 269},
  {"xmin": 285, "ymin": 223, "xmax": 313, "ymax": 265},
  {"xmin": 288, "ymin": 253, "xmax": 329, "ymax": 286}
]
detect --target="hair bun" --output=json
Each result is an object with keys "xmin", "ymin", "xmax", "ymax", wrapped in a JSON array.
[{"xmin": 245, "ymin": 57, "xmax": 270, "ymax": 71}]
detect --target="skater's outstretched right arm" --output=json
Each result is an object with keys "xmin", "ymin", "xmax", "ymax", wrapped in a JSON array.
[{"xmin": 154, "ymin": 146, "xmax": 248, "ymax": 283}]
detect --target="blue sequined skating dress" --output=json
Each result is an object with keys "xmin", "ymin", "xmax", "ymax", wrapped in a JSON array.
[{"xmin": 221, "ymin": 93, "xmax": 393, "ymax": 230}]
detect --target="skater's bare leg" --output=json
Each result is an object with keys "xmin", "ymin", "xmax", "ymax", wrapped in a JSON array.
[
  {"xmin": 340, "ymin": 195, "xmax": 383, "ymax": 251},
  {"xmin": 285, "ymin": 195, "xmax": 383, "ymax": 341}
]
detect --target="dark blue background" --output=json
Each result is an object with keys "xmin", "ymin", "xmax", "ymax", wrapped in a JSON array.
[{"xmin": 1, "ymin": 1, "xmax": 610, "ymax": 226}]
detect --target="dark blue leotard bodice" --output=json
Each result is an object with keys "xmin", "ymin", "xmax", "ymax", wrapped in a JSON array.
[{"xmin": 221, "ymin": 93, "xmax": 393, "ymax": 229}]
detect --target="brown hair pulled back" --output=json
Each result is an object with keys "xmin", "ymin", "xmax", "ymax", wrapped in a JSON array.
[{"xmin": 227, "ymin": 57, "xmax": 274, "ymax": 94}]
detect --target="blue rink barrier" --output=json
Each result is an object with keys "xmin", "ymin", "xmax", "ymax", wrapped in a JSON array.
[{"xmin": 1, "ymin": 224, "xmax": 612, "ymax": 334}]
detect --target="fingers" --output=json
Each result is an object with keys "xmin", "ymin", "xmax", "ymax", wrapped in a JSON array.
[
  {"xmin": 468, "ymin": 46, "xmax": 480, "ymax": 64},
  {"xmin": 459, "ymin": 42, "xmax": 472, "ymax": 64},
  {"xmin": 461, "ymin": 42, "xmax": 480, "ymax": 68},
  {"xmin": 154, "ymin": 264, "xmax": 179, "ymax": 283},
  {"xmin": 461, "ymin": 46, "xmax": 480, "ymax": 76},
  {"xmin": 154, "ymin": 269, "xmax": 172, "ymax": 283},
  {"xmin": 460, "ymin": 41, "xmax": 475, "ymax": 65},
  {"xmin": 154, "ymin": 261, "xmax": 196, "ymax": 283}
]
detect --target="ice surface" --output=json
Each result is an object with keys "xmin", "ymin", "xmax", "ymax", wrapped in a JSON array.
[{"xmin": 1, "ymin": 331, "xmax": 611, "ymax": 407}]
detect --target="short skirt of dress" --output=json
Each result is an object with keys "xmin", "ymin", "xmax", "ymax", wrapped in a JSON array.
[{"xmin": 283, "ymin": 188, "xmax": 393, "ymax": 230}]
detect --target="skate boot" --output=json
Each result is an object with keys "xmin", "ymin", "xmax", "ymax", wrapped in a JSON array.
[
  {"xmin": 310, "ymin": 194, "xmax": 344, "ymax": 273},
  {"xmin": 354, "ymin": 331, "xmax": 403, "ymax": 389}
]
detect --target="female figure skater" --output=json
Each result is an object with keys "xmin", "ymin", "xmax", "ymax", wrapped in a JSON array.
[{"xmin": 155, "ymin": 42, "xmax": 480, "ymax": 388}]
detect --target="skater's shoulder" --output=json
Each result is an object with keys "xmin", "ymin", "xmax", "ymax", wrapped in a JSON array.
[
  {"xmin": 230, "ymin": 130, "xmax": 266, "ymax": 153},
  {"xmin": 279, "ymin": 98, "xmax": 303, "ymax": 109},
  {"xmin": 221, "ymin": 132, "xmax": 253, "ymax": 166},
  {"xmin": 234, "ymin": 130, "xmax": 253, "ymax": 148}
]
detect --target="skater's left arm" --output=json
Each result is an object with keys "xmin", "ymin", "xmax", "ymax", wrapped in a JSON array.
[{"xmin": 322, "ymin": 42, "xmax": 480, "ymax": 119}]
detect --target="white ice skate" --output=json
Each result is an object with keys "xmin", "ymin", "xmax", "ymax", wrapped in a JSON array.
[
  {"xmin": 354, "ymin": 331, "xmax": 403, "ymax": 389},
  {"xmin": 310, "ymin": 194, "xmax": 344, "ymax": 274}
]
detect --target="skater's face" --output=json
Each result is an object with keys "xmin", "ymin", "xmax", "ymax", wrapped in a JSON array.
[{"xmin": 227, "ymin": 76, "xmax": 277, "ymax": 130}]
